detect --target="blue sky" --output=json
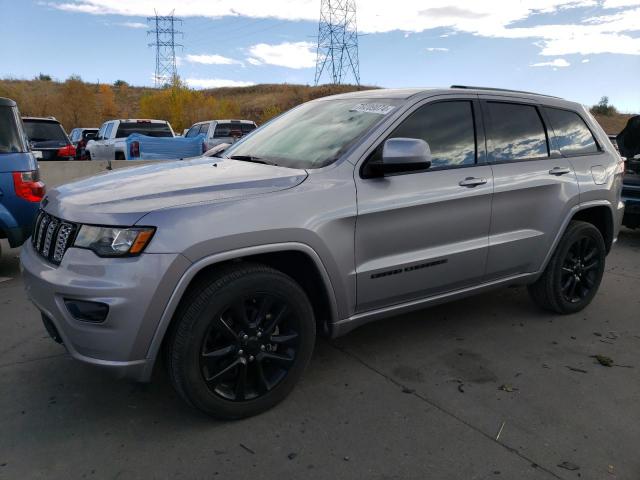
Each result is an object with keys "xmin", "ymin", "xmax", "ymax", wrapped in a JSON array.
[{"xmin": 0, "ymin": 0, "xmax": 639, "ymax": 111}]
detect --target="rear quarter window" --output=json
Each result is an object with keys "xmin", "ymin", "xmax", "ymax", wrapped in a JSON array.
[
  {"xmin": 485, "ymin": 102, "xmax": 549, "ymax": 162},
  {"xmin": 0, "ymin": 106, "xmax": 27, "ymax": 153},
  {"xmin": 544, "ymin": 107, "xmax": 599, "ymax": 156}
]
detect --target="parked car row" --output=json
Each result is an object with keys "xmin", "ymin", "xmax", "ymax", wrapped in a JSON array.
[{"xmin": 13, "ymin": 112, "xmax": 258, "ymax": 162}]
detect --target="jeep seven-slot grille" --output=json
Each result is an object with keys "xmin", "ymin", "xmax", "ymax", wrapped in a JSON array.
[{"xmin": 31, "ymin": 211, "xmax": 78, "ymax": 265}]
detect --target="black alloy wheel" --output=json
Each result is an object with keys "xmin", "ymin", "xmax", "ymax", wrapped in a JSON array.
[
  {"xmin": 559, "ymin": 236, "xmax": 601, "ymax": 304},
  {"xmin": 528, "ymin": 220, "xmax": 606, "ymax": 314},
  {"xmin": 200, "ymin": 293, "xmax": 300, "ymax": 402},
  {"xmin": 166, "ymin": 263, "xmax": 315, "ymax": 419}
]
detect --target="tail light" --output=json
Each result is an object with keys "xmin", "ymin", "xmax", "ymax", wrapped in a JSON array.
[
  {"xmin": 12, "ymin": 171, "xmax": 46, "ymax": 202},
  {"xmin": 129, "ymin": 141, "xmax": 140, "ymax": 159},
  {"xmin": 57, "ymin": 144, "xmax": 76, "ymax": 158}
]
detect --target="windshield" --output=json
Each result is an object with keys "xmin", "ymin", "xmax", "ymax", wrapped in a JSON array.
[
  {"xmin": 23, "ymin": 120, "xmax": 67, "ymax": 143},
  {"xmin": 0, "ymin": 106, "xmax": 28, "ymax": 153},
  {"xmin": 224, "ymin": 99, "xmax": 401, "ymax": 168},
  {"xmin": 116, "ymin": 122, "xmax": 173, "ymax": 138}
]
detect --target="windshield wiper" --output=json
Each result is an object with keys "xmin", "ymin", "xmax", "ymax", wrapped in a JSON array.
[{"xmin": 229, "ymin": 155, "xmax": 274, "ymax": 165}]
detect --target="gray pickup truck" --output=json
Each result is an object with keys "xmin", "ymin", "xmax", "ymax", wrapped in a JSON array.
[{"xmin": 21, "ymin": 86, "xmax": 624, "ymax": 419}]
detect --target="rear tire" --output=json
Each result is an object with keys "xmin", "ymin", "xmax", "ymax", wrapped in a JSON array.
[
  {"xmin": 166, "ymin": 263, "xmax": 315, "ymax": 419},
  {"xmin": 528, "ymin": 221, "xmax": 606, "ymax": 314}
]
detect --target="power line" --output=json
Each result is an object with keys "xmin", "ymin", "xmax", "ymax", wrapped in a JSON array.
[
  {"xmin": 147, "ymin": 10, "xmax": 183, "ymax": 87},
  {"xmin": 314, "ymin": 0, "xmax": 360, "ymax": 86}
]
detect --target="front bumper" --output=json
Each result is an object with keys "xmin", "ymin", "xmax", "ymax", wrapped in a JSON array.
[{"xmin": 21, "ymin": 241, "xmax": 190, "ymax": 381}]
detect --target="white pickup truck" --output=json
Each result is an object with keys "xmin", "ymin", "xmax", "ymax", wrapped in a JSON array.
[{"xmin": 86, "ymin": 119, "xmax": 174, "ymax": 160}]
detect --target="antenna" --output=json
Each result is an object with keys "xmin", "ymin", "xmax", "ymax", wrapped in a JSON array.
[
  {"xmin": 147, "ymin": 10, "xmax": 183, "ymax": 87},
  {"xmin": 314, "ymin": 0, "xmax": 360, "ymax": 86}
]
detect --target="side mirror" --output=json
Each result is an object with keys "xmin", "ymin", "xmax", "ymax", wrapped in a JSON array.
[{"xmin": 370, "ymin": 137, "xmax": 432, "ymax": 176}]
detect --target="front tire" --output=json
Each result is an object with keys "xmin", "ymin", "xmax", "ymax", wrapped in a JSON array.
[
  {"xmin": 528, "ymin": 221, "xmax": 606, "ymax": 314},
  {"xmin": 166, "ymin": 263, "xmax": 316, "ymax": 419}
]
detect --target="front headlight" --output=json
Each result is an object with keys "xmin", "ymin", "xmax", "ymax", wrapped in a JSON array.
[{"xmin": 74, "ymin": 225, "xmax": 155, "ymax": 257}]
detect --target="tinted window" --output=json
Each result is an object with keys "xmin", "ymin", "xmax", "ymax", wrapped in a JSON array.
[
  {"xmin": 0, "ymin": 106, "xmax": 27, "ymax": 153},
  {"xmin": 115, "ymin": 122, "xmax": 173, "ymax": 138},
  {"xmin": 241, "ymin": 123, "xmax": 256, "ymax": 134},
  {"xmin": 185, "ymin": 125, "xmax": 201, "ymax": 138},
  {"xmin": 214, "ymin": 122, "xmax": 240, "ymax": 138},
  {"xmin": 486, "ymin": 103, "xmax": 549, "ymax": 161},
  {"xmin": 104, "ymin": 123, "xmax": 113, "ymax": 139},
  {"xmin": 23, "ymin": 121, "xmax": 68, "ymax": 143},
  {"xmin": 544, "ymin": 107, "xmax": 598, "ymax": 155},
  {"xmin": 387, "ymin": 101, "xmax": 476, "ymax": 168},
  {"xmin": 199, "ymin": 123, "xmax": 210, "ymax": 135}
]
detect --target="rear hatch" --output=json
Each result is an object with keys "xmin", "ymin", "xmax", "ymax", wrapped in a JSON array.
[{"xmin": 23, "ymin": 119, "xmax": 71, "ymax": 160}]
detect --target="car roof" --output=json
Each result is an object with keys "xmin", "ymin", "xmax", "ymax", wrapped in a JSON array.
[
  {"xmin": 0, "ymin": 97, "xmax": 17, "ymax": 107},
  {"xmin": 22, "ymin": 116, "xmax": 61, "ymax": 123},
  {"xmin": 192, "ymin": 119, "xmax": 256, "ymax": 125},
  {"xmin": 320, "ymin": 86, "xmax": 577, "ymax": 107},
  {"xmin": 115, "ymin": 119, "xmax": 169, "ymax": 123}
]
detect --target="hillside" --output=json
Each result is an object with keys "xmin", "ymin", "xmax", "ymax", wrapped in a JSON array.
[
  {"xmin": 0, "ymin": 79, "xmax": 370, "ymax": 132},
  {"xmin": 0, "ymin": 78, "xmax": 635, "ymax": 135}
]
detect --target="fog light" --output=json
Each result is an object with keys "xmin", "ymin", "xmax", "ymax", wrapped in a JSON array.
[{"xmin": 64, "ymin": 299, "xmax": 109, "ymax": 323}]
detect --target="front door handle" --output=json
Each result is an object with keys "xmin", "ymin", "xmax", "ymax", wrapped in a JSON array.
[
  {"xmin": 459, "ymin": 177, "xmax": 488, "ymax": 188},
  {"xmin": 549, "ymin": 166, "xmax": 571, "ymax": 176}
]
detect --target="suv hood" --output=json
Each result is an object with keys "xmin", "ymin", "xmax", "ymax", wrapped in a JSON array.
[{"xmin": 45, "ymin": 157, "xmax": 307, "ymax": 225}]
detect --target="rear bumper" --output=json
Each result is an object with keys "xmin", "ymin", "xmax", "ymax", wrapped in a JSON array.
[{"xmin": 21, "ymin": 241, "xmax": 190, "ymax": 381}]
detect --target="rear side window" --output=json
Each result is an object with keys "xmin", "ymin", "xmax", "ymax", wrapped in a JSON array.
[
  {"xmin": 198, "ymin": 123, "xmax": 210, "ymax": 135},
  {"xmin": 23, "ymin": 121, "xmax": 68, "ymax": 143},
  {"xmin": 387, "ymin": 101, "xmax": 477, "ymax": 168},
  {"xmin": 486, "ymin": 102, "xmax": 549, "ymax": 162},
  {"xmin": 544, "ymin": 107, "xmax": 599, "ymax": 156},
  {"xmin": 116, "ymin": 122, "xmax": 173, "ymax": 138},
  {"xmin": 0, "ymin": 106, "xmax": 27, "ymax": 153}
]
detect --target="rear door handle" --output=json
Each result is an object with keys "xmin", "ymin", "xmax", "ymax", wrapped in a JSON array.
[
  {"xmin": 459, "ymin": 177, "xmax": 488, "ymax": 188},
  {"xmin": 549, "ymin": 166, "xmax": 571, "ymax": 176}
]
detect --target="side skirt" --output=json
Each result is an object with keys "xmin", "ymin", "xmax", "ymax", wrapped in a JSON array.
[{"xmin": 331, "ymin": 272, "xmax": 538, "ymax": 337}]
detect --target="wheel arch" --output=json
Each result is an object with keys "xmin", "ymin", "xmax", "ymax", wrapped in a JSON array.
[
  {"xmin": 570, "ymin": 204, "xmax": 614, "ymax": 253},
  {"xmin": 537, "ymin": 200, "xmax": 616, "ymax": 277},
  {"xmin": 142, "ymin": 243, "xmax": 339, "ymax": 380}
]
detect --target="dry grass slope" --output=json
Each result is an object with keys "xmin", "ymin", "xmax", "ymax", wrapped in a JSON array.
[{"xmin": 0, "ymin": 78, "xmax": 635, "ymax": 135}]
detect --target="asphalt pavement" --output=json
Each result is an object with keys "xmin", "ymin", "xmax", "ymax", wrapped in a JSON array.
[{"xmin": 1, "ymin": 230, "xmax": 639, "ymax": 479}]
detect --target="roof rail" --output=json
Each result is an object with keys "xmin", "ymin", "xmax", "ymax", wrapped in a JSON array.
[{"xmin": 450, "ymin": 85, "xmax": 561, "ymax": 99}]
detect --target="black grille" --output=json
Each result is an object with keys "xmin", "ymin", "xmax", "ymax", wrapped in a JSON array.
[{"xmin": 31, "ymin": 211, "xmax": 78, "ymax": 265}]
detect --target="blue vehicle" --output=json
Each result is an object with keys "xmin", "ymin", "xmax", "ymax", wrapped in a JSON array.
[{"xmin": 0, "ymin": 97, "xmax": 45, "ymax": 256}]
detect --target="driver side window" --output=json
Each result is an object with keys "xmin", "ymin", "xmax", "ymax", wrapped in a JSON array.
[{"xmin": 369, "ymin": 100, "xmax": 477, "ymax": 170}]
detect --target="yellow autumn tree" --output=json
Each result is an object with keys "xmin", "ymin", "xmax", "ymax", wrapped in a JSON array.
[{"xmin": 97, "ymin": 84, "xmax": 117, "ymax": 120}]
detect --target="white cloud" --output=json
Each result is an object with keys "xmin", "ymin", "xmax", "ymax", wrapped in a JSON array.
[
  {"xmin": 425, "ymin": 47, "xmax": 449, "ymax": 52},
  {"xmin": 185, "ymin": 78, "xmax": 255, "ymax": 89},
  {"xmin": 185, "ymin": 54, "xmax": 242, "ymax": 65},
  {"xmin": 47, "ymin": 1, "xmax": 640, "ymax": 56},
  {"xmin": 530, "ymin": 58, "xmax": 571, "ymax": 67},
  {"xmin": 247, "ymin": 41, "xmax": 316, "ymax": 69},
  {"xmin": 582, "ymin": 58, "xmax": 590, "ymax": 63},
  {"xmin": 118, "ymin": 21, "xmax": 147, "ymax": 29}
]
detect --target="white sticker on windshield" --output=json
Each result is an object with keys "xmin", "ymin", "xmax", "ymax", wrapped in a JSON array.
[{"xmin": 349, "ymin": 103, "xmax": 396, "ymax": 115}]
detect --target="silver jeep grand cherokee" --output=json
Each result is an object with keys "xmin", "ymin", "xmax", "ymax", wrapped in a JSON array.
[{"xmin": 21, "ymin": 87, "xmax": 624, "ymax": 419}]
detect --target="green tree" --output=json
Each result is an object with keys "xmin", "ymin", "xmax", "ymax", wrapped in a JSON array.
[{"xmin": 591, "ymin": 96, "xmax": 617, "ymax": 116}]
